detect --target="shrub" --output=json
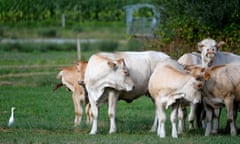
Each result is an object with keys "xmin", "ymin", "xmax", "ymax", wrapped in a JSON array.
[
  {"xmin": 0, "ymin": 43, "xmax": 76, "ymax": 52},
  {"xmin": 152, "ymin": 0, "xmax": 240, "ymax": 55},
  {"xmin": 38, "ymin": 28, "xmax": 57, "ymax": 37}
]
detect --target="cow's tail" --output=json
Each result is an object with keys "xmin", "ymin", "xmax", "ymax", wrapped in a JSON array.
[
  {"xmin": 56, "ymin": 71, "xmax": 63, "ymax": 79},
  {"xmin": 54, "ymin": 71, "xmax": 63, "ymax": 91},
  {"xmin": 53, "ymin": 83, "xmax": 63, "ymax": 91}
]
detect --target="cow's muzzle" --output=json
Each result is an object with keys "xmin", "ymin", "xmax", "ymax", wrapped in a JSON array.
[{"xmin": 206, "ymin": 52, "xmax": 216, "ymax": 58}]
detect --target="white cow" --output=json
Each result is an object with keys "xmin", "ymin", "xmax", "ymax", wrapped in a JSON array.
[
  {"xmin": 178, "ymin": 38, "xmax": 226, "ymax": 67},
  {"xmin": 84, "ymin": 51, "xmax": 170, "ymax": 134},
  {"xmin": 148, "ymin": 58, "xmax": 208, "ymax": 138}
]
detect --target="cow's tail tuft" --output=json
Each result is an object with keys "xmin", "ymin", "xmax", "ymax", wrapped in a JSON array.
[{"xmin": 53, "ymin": 83, "xmax": 63, "ymax": 91}]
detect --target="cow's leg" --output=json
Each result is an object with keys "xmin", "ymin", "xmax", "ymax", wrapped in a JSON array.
[
  {"xmin": 150, "ymin": 109, "xmax": 158, "ymax": 132},
  {"xmin": 72, "ymin": 92, "xmax": 83, "ymax": 127},
  {"xmin": 177, "ymin": 105, "xmax": 184, "ymax": 134},
  {"xmin": 233, "ymin": 102, "xmax": 238, "ymax": 129},
  {"xmin": 171, "ymin": 105, "xmax": 178, "ymax": 138},
  {"xmin": 212, "ymin": 108, "xmax": 220, "ymax": 134},
  {"xmin": 85, "ymin": 103, "xmax": 92, "ymax": 124},
  {"xmin": 203, "ymin": 101, "xmax": 213, "ymax": 136},
  {"xmin": 188, "ymin": 103, "xmax": 197, "ymax": 130},
  {"xmin": 150, "ymin": 98, "xmax": 158, "ymax": 132},
  {"xmin": 224, "ymin": 97, "xmax": 237, "ymax": 136},
  {"xmin": 200, "ymin": 104, "xmax": 206, "ymax": 129},
  {"xmin": 156, "ymin": 99, "xmax": 166, "ymax": 138},
  {"xmin": 108, "ymin": 90, "xmax": 119, "ymax": 134},
  {"xmin": 88, "ymin": 93, "xmax": 99, "ymax": 134},
  {"xmin": 225, "ymin": 102, "xmax": 238, "ymax": 133}
]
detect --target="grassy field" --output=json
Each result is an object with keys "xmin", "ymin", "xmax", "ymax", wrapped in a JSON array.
[{"xmin": 1, "ymin": 49, "xmax": 240, "ymax": 144}]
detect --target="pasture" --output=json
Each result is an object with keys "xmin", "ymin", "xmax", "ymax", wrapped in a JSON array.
[{"xmin": 1, "ymin": 50, "xmax": 240, "ymax": 144}]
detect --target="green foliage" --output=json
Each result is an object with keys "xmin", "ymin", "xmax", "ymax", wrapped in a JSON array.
[
  {"xmin": 0, "ymin": 0, "xmax": 154, "ymax": 23},
  {"xmin": 38, "ymin": 28, "xmax": 57, "ymax": 37},
  {"xmin": 97, "ymin": 40, "xmax": 118, "ymax": 51},
  {"xmin": 0, "ymin": 40, "xmax": 121, "ymax": 53},
  {"xmin": 0, "ymin": 43, "xmax": 76, "ymax": 52},
  {"xmin": 125, "ymin": 39, "xmax": 145, "ymax": 51},
  {"xmin": 133, "ymin": 7, "xmax": 154, "ymax": 17},
  {"xmin": 150, "ymin": 0, "xmax": 240, "ymax": 56}
]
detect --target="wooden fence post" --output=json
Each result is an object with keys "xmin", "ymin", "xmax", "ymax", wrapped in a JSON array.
[
  {"xmin": 77, "ymin": 39, "xmax": 81, "ymax": 60},
  {"xmin": 62, "ymin": 13, "xmax": 65, "ymax": 28}
]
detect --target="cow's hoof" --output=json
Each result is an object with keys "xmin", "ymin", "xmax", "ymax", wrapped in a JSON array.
[
  {"xmin": 231, "ymin": 130, "xmax": 237, "ymax": 136},
  {"xmin": 89, "ymin": 131, "xmax": 97, "ymax": 135},
  {"xmin": 211, "ymin": 129, "xmax": 218, "ymax": 135},
  {"xmin": 109, "ymin": 130, "xmax": 116, "ymax": 134}
]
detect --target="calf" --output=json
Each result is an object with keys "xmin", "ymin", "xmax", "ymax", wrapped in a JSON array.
[
  {"xmin": 54, "ymin": 61, "xmax": 92, "ymax": 126},
  {"xmin": 148, "ymin": 58, "xmax": 208, "ymax": 138}
]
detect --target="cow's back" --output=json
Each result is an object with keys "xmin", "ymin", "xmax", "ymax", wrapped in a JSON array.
[
  {"xmin": 118, "ymin": 51, "xmax": 169, "ymax": 100},
  {"xmin": 96, "ymin": 51, "xmax": 169, "ymax": 101},
  {"xmin": 84, "ymin": 54, "xmax": 111, "ymax": 86},
  {"xmin": 214, "ymin": 52, "xmax": 240, "ymax": 65},
  {"xmin": 149, "ymin": 58, "xmax": 188, "ymax": 95},
  {"xmin": 205, "ymin": 64, "xmax": 240, "ymax": 100},
  {"xmin": 178, "ymin": 52, "xmax": 201, "ymax": 65}
]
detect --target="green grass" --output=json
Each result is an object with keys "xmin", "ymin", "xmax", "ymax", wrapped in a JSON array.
[{"xmin": 1, "ymin": 49, "xmax": 240, "ymax": 143}]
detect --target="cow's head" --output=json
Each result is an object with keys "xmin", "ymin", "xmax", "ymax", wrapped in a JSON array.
[
  {"xmin": 198, "ymin": 38, "xmax": 225, "ymax": 67},
  {"xmin": 184, "ymin": 65, "xmax": 205, "ymax": 77},
  {"xmin": 106, "ymin": 58, "xmax": 135, "ymax": 92},
  {"xmin": 183, "ymin": 64, "xmax": 210, "ymax": 83},
  {"xmin": 182, "ymin": 65, "xmax": 211, "ymax": 104}
]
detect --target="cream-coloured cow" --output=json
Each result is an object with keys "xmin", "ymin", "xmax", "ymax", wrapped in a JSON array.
[
  {"xmin": 148, "ymin": 58, "xmax": 208, "ymax": 138},
  {"xmin": 185, "ymin": 64, "xmax": 240, "ymax": 136},
  {"xmin": 54, "ymin": 61, "xmax": 92, "ymax": 126},
  {"xmin": 84, "ymin": 51, "xmax": 170, "ymax": 134}
]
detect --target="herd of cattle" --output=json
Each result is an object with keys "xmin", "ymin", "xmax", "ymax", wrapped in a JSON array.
[{"xmin": 54, "ymin": 38, "xmax": 240, "ymax": 138}]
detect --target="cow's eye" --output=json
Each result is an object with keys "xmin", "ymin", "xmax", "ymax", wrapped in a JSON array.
[
  {"xmin": 196, "ymin": 76, "xmax": 202, "ymax": 81},
  {"xmin": 123, "ymin": 70, "xmax": 129, "ymax": 76}
]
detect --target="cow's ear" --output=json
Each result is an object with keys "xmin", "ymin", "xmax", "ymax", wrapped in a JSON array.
[
  {"xmin": 217, "ymin": 41, "xmax": 225, "ymax": 49},
  {"xmin": 107, "ymin": 61, "xmax": 118, "ymax": 70},
  {"xmin": 183, "ymin": 64, "xmax": 191, "ymax": 73},
  {"xmin": 201, "ymin": 67, "xmax": 205, "ymax": 72},
  {"xmin": 117, "ymin": 58, "xmax": 126, "ymax": 67},
  {"xmin": 197, "ymin": 42, "xmax": 204, "ymax": 52},
  {"xmin": 75, "ymin": 62, "xmax": 81, "ymax": 72},
  {"xmin": 204, "ymin": 72, "xmax": 211, "ymax": 80},
  {"xmin": 183, "ymin": 64, "xmax": 189, "ymax": 70}
]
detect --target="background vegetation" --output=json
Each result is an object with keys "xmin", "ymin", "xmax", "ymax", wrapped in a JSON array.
[{"xmin": 1, "ymin": 0, "xmax": 239, "ymax": 56}]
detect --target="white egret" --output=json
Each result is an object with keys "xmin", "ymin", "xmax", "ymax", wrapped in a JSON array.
[{"xmin": 8, "ymin": 107, "xmax": 16, "ymax": 127}]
